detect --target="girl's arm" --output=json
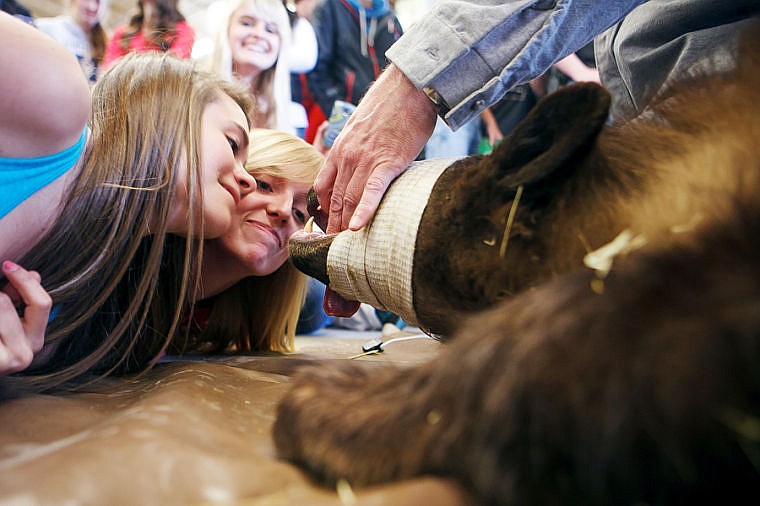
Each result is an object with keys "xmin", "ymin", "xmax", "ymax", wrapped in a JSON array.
[
  {"xmin": 480, "ymin": 108, "xmax": 504, "ymax": 147},
  {"xmin": 0, "ymin": 12, "xmax": 90, "ymax": 158}
]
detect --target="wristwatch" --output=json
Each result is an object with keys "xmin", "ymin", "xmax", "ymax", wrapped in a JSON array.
[{"xmin": 422, "ymin": 85, "xmax": 451, "ymax": 117}]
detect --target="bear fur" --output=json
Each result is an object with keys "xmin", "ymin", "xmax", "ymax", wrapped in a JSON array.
[{"xmin": 275, "ymin": 29, "xmax": 760, "ymax": 505}]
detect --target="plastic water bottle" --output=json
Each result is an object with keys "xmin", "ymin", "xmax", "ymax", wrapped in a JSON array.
[{"xmin": 323, "ymin": 100, "xmax": 357, "ymax": 148}]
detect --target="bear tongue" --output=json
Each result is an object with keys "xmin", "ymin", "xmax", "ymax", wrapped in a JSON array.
[{"xmin": 323, "ymin": 287, "xmax": 361, "ymax": 317}]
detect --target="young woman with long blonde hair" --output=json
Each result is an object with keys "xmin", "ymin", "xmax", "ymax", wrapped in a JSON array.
[
  {"xmin": 172, "ymin": 128, "xmax": 322, "ymax": 355},
  {"xmin": 207, "ymin": 0, "xmax": 298, "ymax": 134}
]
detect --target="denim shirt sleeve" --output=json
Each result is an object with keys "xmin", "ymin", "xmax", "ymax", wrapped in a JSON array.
[{"xmin": 386, "ymin": 0, "xmax": 645, "ymax": 129}]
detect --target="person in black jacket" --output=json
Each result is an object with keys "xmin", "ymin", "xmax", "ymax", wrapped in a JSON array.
[{"xmin": 307, "ymin": 0, "xmax": 402, "ymax": 120}]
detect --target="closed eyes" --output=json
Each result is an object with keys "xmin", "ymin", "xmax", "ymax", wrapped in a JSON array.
[{"xmin": 227, "ymin": 136, "xmax": 240, "ymax": 153}]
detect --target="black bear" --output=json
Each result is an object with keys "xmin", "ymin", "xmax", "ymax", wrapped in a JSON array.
[{"xmin": 275, "ymin": 29, "xmax": 760, "ymax": 506}]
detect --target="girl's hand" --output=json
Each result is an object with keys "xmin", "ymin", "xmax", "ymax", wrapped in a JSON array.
[
  {"xmin": 311, "ymin": 120, "xmax": 330, "ymax": 155},
  {"xmin": 0, "ymin": 261, "xmax": 51, "ymax": 375},
  {"xmin": 481, "ymin": 108, "xmax": 504, "ymax": 147}
]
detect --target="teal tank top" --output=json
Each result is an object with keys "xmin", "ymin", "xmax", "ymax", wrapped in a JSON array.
[{"xmin": 0, "ymin": 129, "xmax": 87, "ymax": 219}]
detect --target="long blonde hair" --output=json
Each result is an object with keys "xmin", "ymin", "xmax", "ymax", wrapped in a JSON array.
[
  {"xmin": 10, "ymin": 53, "xmax": 253, "ymax": 392},
  {"xmin": 179, "ymin": 128, "xmax": 323, "ymax": 354},
  {"xmin": 208, "ymin": 0, "xmax": 293, "ymax": 133}
]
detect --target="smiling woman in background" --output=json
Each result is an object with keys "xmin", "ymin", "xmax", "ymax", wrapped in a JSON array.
[{"xmin": 206, "ymin": 0, "xmax": 301, "ymax": 135}]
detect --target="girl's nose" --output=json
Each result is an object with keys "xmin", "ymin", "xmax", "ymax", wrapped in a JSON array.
[
  {"xmin": 267, "ymin": 193, "xmax": 293, "ymax": 222},
  {"xmin": 236, "ymin": 164, "xmax": 257, "ymax": 197}
]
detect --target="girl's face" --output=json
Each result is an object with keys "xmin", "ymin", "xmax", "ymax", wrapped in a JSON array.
[
  {"xmin": 73, "ymin": 0, "xmax": 101, "ymax": 28},
  {"xmin": 167, "ymin": 92, "xmax": 257, "ymax": 238},
  {"xmin": 216, "ymin": 172, "xmax": 310, "ymax": 276},
  {"xmin": 228, "ymin": 4, "xmax": 281, "ymax": 76}
]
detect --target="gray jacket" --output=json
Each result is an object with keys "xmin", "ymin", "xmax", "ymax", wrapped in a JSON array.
[{"xmin": 388, "ymin": 0, "xmax": 756, "ymax": 128}]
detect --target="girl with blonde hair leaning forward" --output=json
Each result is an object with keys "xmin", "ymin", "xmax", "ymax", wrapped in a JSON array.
[
  {"xmin": 0, "ymin": 12, "xmax": 257, "ymax": 390},
  {"xmin": 171, "ymin": 128, "xmax": 322, "ymax": 356},
  {"xmin": 207, "ymin": 0, "xmax": 299, "ymax": 134}
]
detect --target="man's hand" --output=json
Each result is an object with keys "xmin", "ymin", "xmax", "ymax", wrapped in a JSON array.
[{"xmin": 314, "ymin": 64, "xmax": 438, "ymax": 233}]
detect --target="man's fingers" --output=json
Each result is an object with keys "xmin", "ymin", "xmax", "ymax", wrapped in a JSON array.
[
  {"xmin": 336, "ymin": 186, "xmax": 361, "ymax": 233},
  {"xmin": 347, "ymin": 200, "xmax": 378, "ymax": 232},
  {"xmin": 314, "ymin": 156, "xmax": 338, "ymax": 212},
  {"xmin": 328, "ymin": 163, "xmax": 377, "ymax": 234},
  {"xmin": 322, "ymin": 155, "xmax": 367, "ymax": 234},
  {"xmin": 346, "ymin": 166, "xmax": 400, "ymax": 231}
]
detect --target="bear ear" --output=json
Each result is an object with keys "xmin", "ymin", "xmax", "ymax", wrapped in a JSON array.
[{"xmin": 491, "ymin": 82, "xmax": 611, "ymax": 189}]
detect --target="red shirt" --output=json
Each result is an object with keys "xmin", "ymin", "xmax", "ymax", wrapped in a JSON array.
[{"xmin": 103, "ymin": 21, "xmax": 195, "ymax": 68}]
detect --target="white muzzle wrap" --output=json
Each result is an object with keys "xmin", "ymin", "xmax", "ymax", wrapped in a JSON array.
[{"xmin": 326, "ymin": 158, "xmax": 456, "ymax": 327}]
